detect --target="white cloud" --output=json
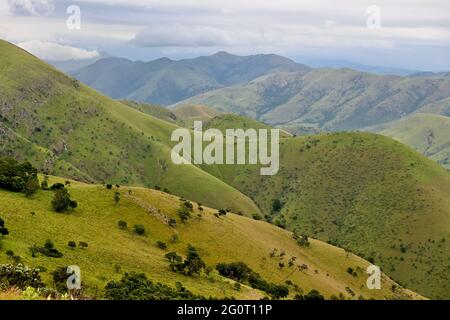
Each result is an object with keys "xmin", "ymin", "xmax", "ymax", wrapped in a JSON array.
[
  {"xmin": 17, "ymin": 40, "xmax": 99, "ymax": 60},
  {"xmin": 7, "ymin": 0, "xmax": 54, "ymax": 16},
  {"xmin": 132, "ymin": 24, "xmax": 266, "ymax": 47}
]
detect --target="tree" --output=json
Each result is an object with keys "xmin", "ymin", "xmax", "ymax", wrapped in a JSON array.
[
  {"xmin": 177, "ymin": 206, "xmax": 191, "ymax": 223},
  {"xmin": 133, "ymin": 224, "xmax": 145, "ymax": 235},
  {"xmin": 304, "ymin": 289, "xmax": 325, "ymax": 300},
  {"xmin": 25, "ymin": 177, "xmax": 40, "ymax": 198},
  {"xmin": 78, "ymin": 241, "xmax": 89, "ymax": 249},
  {"xmin": 51, "ymin": 188, "xmax": 77, "ymax": 212},
  {"xmin": 114, "ymin": 191, "xmax": 121, "ymax": 205},
  {"xmin": 168, "ymin": 219, "xmax": 177, "ymax": 227},
  {"xmin": 68, "ymin": 241, "xmax": 77, "ymax": 249},
  {"xmin": 272, "ymin": 199, "xmax": 283, "ymax": 212},
  {"xmin": 0, "ymin": 217, "xmax": 9, "ymax": 237},
  {"xmin": 118, "ymin": 220, "xmax": 127, "ymax": 230},
  {"xmin": 106, "ymin": 184, "xmax": 113, "ymax": 190},
  {"xmin": 156, "ymin": 241, "xmax": 167, "ymax": 250},
  {"xmin": 0, "ymin": 158, "xmax": 39, "ymax": 195}
]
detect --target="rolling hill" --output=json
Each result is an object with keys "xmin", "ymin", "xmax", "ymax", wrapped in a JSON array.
[
  {"xmin": 369, "ymin": 113, "xmax": 450, "ymax": 171},
  {"xmin": 0, "ymin": 175, "xmax": 421, "ymax": 300},
  {"xmin": 199, "ymin": 132, "xmax": 450, "ymax": 299},
  {"xmin": 0, "ymin": 39, "xmax": 259, "ymax": 215},
  {"xmin": 173, "ymin": 69, "xmax": 450, "ymax": 135},
  {"xmin": 72, "ymin": 52, "xmax": 310, "ymax": 106}
]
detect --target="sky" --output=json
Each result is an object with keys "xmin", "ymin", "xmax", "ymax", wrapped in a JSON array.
[{"xmin": 0, "ymin": 0, "xmax": 449, "ymax": 71}]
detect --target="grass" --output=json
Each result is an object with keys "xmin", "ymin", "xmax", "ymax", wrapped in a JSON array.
[
  {"xmin": 200, "ymin": 132, "xmax": 450, "ymax": 299},
  {"xmin": 0, "ymin": 39, "xmax": 259, "ymax": 215},
  {"xmin": 0, "ymin": 176, "xmax": 421, "ymax": 300},
  {"xmin": 369, "ymin": 113, "xmax": 450, "ymax": 170}
]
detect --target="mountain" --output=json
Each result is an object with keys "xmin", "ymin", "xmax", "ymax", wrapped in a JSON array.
[
  {"xmin": 72, "ymin": 52, "xmax": 310, "ymax": 105},
  {"xmin": 174, "ymin": 69, "xmax": 450, "ymax": 135},
  {"xmin": 0, "ymin": 175, "xmax": 421, "ymax": 300},
  {"xmin": 369, "ymin": 113, "xmax": 450, "ymax": 170},
  {"xmin": 409, "ymin": 71, "xmax": 450, "ymax": 80},
  {"xmin": 297, "ymin": 58, "xmax": 421, "ymax": 76},
  {"xmin": 0, "ymin": 39, "xmax": 259, "ymax": 215},
  {"xmin": 47, "ymin": 52, "xmax": 109, "ymax": 73},
  {"xmin": 199, "ymin": 132, "xmax": 450, "ymax": 299}
]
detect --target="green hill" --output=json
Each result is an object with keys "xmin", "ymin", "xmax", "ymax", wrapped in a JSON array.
[
  {"xmin": 369, "ymin": 113, "xmax": 450, "ymax": 171},
  {"xmin": 200, "ymin": 132, "xmax": 450, "ymax": 299},
  {"xmin": 0, "ymin": 176, "xmax": 421, "ymax": 300},
  {"xmin": 174, "ymin": 69, "xmax": 450, "ymax": 135},
  {"xmin": 72, "ymin": 52, "xmax": 309, "ymax": 105},
  {"xmin": 0, "ymin": 39, "xmax": 259, "ymax": 215}
]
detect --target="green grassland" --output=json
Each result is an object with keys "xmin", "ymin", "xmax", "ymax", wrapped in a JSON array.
[
  {"xmin": 0, "ymin": 176, "xmax": 421, "ymax": 300},
  {"xmin": 0, "ymin": 40, "xmax": 259, "ymax": 215},
  {"xmin": 369, "ymin": 113, "xmax": 450, "ymax": 171},
  {"xmin": 200, "ymin": 132, "xmax": 450, "ymax": 299}
]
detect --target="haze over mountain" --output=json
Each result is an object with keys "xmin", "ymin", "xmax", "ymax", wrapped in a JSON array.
[{"xmin": 73, "ymin": 52, "xmax": 310, "ymax": 105}]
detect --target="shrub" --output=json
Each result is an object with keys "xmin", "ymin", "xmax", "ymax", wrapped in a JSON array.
[
  {"xmin": 51, "ymin": 188, "xmax": 77, "ymax": 212},
  {"xmin": 104, "ymin": 272, "xmax": 203, "ymax": 300},
  {"xmin": 0, "ymin": 217, "xmax": 9, "ymax": 237},
  {"xmin": 177, "ymin": 206, "xmax": 191, "ymax": 223},
  {"xmin": 156, "ymin": 241, "xmax": 167, "ymax": 250},
  {"xmin": 114, "ymin": 191, "xmax": 121, "ymax": 204},
  {"xmin": 50, "ymin": 183, "xmax": 65, "ymax": 190},
  {"xmin": 218, "ymin": 209, "xmax": 227, "ymax": 216},
  {"xmin": 168, "ymin": 219, "xmax": 177, "ymax": 227},
  {"xmin": 68, "ymin": 241, "xmax": 77, "ymax": 249},
  {"xmin": 133, "ymin": 225, "xmax": 145, "ymax": 235},
  {"xmin": 0, "ymin": 264, "xmax": 44, "ymax": 290},
  {"xmin": 0, "ymin": 158, "xmax": 39, "ymax": 195},
  {"xmin": 51, "ymin": 266, "xmax": 70, "ymax": 293},
  {"xmin": 78, "ymin": 242, "xmax": 88, "ymax": 249},
  {"xmin": 216, "ymin": 262, "xmax": 289, "ymax": 298},
  {"xmin": 118, "ymin": 220, "xmax": 127, "ymax": 230},
  {"xmin": 165, "ymin": 246, "xmax": 206, "ymax": 277},
  {"xmin": 252, "ymin": 213, "xmax": 262, "ymax": 221},
  {"xmin": 303, "ymin": 289, "xmax": 325, "ymax": 300},
  {"xmin": 272, "ymin": 199, "xmax": 283, "ymax": 212},
  {"xmin": 34, "ymin": 240, "xmax": 63, "ymax": 258},
  {"xmin": 106, "ymin": 184, "xmax": 113, "ymax": 189}
]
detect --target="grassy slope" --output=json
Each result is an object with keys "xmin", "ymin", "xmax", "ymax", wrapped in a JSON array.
[
  {"xmin": 0, "ymin": 177, "xmax": 421, "ymax": 300},
  {"xmin": 0, "ymin": 40, "xmax": 259, "ymax": 215},
  {"xmin": 174, "ymin": 69, "xmax": 450, "ymax": 134},
  {"xmin": 369, "ymin": 113, "xmax": 450, "ymax": 170},
  {"xmin": 172, "ymin": 104, "xmax": 223, "ymax": 129},
  {"xmin": 119, "ymin": 100, "xmax": 183, "ymax": 126},
  {"xmin": 200, "ymin": 132, "xmax": 450, "ymax": 299}
]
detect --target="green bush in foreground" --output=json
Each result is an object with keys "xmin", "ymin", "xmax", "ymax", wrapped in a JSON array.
[
  {"xmin": 104, "ymin": 272, "xmax": 203, "ymax": 300},
  {"xmin": 0, "ymin": 264, "xmax": 44, "ymax": 290}
]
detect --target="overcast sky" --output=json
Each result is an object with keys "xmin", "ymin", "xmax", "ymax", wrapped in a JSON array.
[{"xmin": 1, "ymin": 0, "xmax": 449, "ymax": 71}]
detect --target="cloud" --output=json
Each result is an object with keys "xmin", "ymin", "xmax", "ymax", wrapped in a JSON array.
[
  {"xmin": 7, "ymin": 0, "xmax": 55, "ymax": 16},
  {"xmin": 131, "ymin": 24, "xmax": 266, "ymax": 47},
  {"xmin": 17, "ymin": 40, "xmax": 99, "ymax": 61}
]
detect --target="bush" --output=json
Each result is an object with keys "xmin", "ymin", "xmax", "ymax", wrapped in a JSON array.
[
  {"xmin": 303, "ymin": 289, "xmax": 325, "ymax": 300},
  {"xmin": 252, "ymin": 213, "xmax": 262, "ymax": 221},
  {"xmin": 68, "ymin": 241, "xmax": 77, "ymax": 249},
  {"xmin": 0, "ymin": 217, "xmax": 9, "ymax": 237},
  {"xmin": 0, "ymin": 158, "xmax": 39, "ymax": 196},
  {"xmin": 156, "ymin": 241, "xmax": 167, "ymax": 250},
  {"xmin": 104, "ymin": 272, "xmax": 203, "ymax": 300},
  {"xmin": 118, "ymin": 220, "xmax": 127, "ymax": 230},
  {"xmin": 168, "ymin": 219, "xmax": 177, "ymax": 227},
  {"xmin": 216, "ymin": 262, "xmax": 289, "ymax": 298},
  {"xmin": 106, "ymin": 184, "xmax": 113, "ymax": 189},
  {"xmin": 34, "ymin": 240, "xmax": 63, "ymax": 258},
  {"xmin": 51, "ymin": 188, "xmax": 77, "ymax": 212},
  {"xmin": 133, "ymin": 225, "xmax": 145, "ymax": 235},
  {"xmin": 165, "ymin": 246, "xmax": 206, "ymax": 277},
  {"xmin": 51, "ymin": 266, "xmax": 70, "ymax": 293},
  {"xmin": 177, "ymin": 206, "xmax": 191, "ymax": 223},
  {"xmin": 78, "ymin": 241, "xmax": 88, "ymax": 249},
  {"xmin": 50, "ymin": 183, "xmax": 65, "ymax": 190},
  {"xmin": 272, "ymin": 199, "xmax": 283, "ymax": 212},
  {"xmin": 0, "ymin": 264, "xmax": 44, "ymax": 290}
]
